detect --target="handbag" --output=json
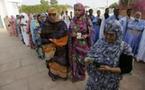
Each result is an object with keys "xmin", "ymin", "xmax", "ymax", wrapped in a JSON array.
[
  {"xmin": 119, "ymin": 41, "xmax": 133, "ymax": 74},
  {"xmin": 119, "ymin": 53, "xmax": 133, "ymax": 74},
  {"xmin": 47, "ymin": 60, "xmax": 68, "ymax": 79}
]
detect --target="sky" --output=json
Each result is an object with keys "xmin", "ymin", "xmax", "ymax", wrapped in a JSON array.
[{"xmin": 21, "ymin": 0, "xmax": 119, "ymax": 8}]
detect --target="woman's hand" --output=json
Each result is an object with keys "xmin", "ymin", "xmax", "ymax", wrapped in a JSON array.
[
  {"xmin": 97, "ymin": 65, "xmax": 121, "ymax": 73},
  {"xmin": 84, "ymin": 57, "xmax": 93, "ymax": 64},
  {"xmin": 72, "ymin": 32, "xmax": 77, "ymax": 37},
  {"xmin": 49, "ymin": 38, "xmax": 56, "ymax": 42},
  {"xmin": 97, "ymin": 65, "xmax": 112, "ymax": 72},
  {"xmin": 38, "ymin": 31, "xmax": 41, "ymax": 34},
  {"xmin": 82, "ymin": 34, "xmax": 88, "ymax": 39}
]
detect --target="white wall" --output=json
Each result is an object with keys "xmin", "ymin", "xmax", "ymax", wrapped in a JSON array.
[
  {"xmin": 6, "ymin": 0, "xmax": 20, "ymax": 17},
  {"xmin": 8, "ymin": 0, "xmax": 20, "ymax": 2},
  {"xmin": 0, "ymin": 0, "xmax": 20, "ymax": 28},
  {"xmin": 0, "ymin": 0, "xmax": 8, "ymax": 28},
  {"xmin": 7, "ymin": 1, "xmax": 19, "ymax": 17}
]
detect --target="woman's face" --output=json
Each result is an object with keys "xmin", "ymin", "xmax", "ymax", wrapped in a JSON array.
[
  {"xmin": 48, "ymin": 12, "xmax": 57, "ymax": 22},
  {"xmin": 97, "ymin": 11, "xmax": 101, "ymax": 16},
  {"xmin": 74, "ymin": 5, "xmax": 84, "ymax": 18},
  {"xmin": 38, "ymin": 16, "xmax": 41, "ymax": 22},
  {"xmin": 104, "ymin": 31, "xmax": 117, "ymax": 43},
  {"xmin": 41, "ymin": 16, "xmax": 46, "ymax": 21}
]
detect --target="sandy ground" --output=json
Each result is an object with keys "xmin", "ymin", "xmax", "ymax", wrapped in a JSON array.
[{"xmin": 0, "ymin": 29, "xmax": 145, "ymax": 90}]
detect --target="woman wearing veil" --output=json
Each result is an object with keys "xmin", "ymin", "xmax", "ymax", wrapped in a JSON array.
[{"xmin": 85, "ymin": 20, "xmax": 133, "ymax": 90}]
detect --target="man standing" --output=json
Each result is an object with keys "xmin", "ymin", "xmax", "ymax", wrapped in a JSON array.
[{"xmin": 120, "ymin": 9, "xmax": 134, "ymax": 38}]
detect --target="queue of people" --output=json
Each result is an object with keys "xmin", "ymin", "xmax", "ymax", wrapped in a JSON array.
[{"xmin": 4, "ymin": 2, "xmax": 145, "ymax": 90}]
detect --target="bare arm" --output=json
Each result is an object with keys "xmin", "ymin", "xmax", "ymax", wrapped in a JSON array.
[{"xmin": 97, "ymin": 65, "xmax": 121, "ymax": 74}]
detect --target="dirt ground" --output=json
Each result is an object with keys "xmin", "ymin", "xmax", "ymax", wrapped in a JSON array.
[{"xmin": 0, "ymin": 29, "xmax": 145, "ymax": 90}]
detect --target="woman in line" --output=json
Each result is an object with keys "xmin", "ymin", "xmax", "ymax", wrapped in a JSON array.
[
  {"xmin": 16, "ymin": 15, "xmax": 22, "ymax": 40},
  {"xmin": 30, "ymin": 14, "xmax": 39, "ymax": 47},
  {"xmin": 69, "ymin": 3, "xmax": 92, "ymax": 82},
  {"xmin": 9, "ymin": 16, "xmax": 17, "ymax": 36},
  {"xmin": 30, "ymin": 14, "xmax": 46, "ymax": 59},
  {"xmin": 85, "ymin": 20, "xmax": 133, "ymax": 90},
  {"xmin": 40, "ymin": 7, "xmax": 69, "ymax": 80},
  {"xmin": 20, "ymin": 13, "xmax": 30, "ymax": 46},
  {"xmin": 4, "ymin": 16, "xmax": 11, "ymax": 36}
]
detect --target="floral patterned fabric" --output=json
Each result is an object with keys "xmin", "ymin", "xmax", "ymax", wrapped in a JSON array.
[
  {"xmin": 86, "ymin": 20, "xmax": 132, "ymax": 90},
  {"xmin": 69, "ymin": 13, "xmax": 93, "ymax": 81}
]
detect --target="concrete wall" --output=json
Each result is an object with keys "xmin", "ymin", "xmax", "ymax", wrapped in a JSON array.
[
  {"xmin": 0, "ymin": 0, "xmax": 7, "ymax": 28},
  {"xmin": 0, "ymin": 0, "xmax": 20, "ymax": 28},
  {"xmin": 7, "ymin": 0, "xmax": 20, "ymax": 17}
]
